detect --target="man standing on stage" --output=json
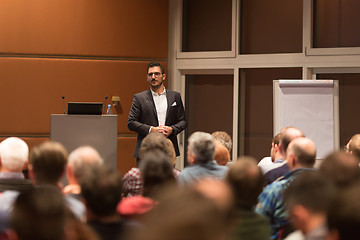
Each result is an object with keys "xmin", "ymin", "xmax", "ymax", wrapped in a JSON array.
[{"xmin": 128, "ymin": 62, "xmax": 187, "ymax": 165}]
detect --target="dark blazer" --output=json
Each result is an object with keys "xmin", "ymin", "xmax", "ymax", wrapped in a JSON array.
[{"xmin": 128, "ymin": 89, "xmax": 187, "ymax": 158}]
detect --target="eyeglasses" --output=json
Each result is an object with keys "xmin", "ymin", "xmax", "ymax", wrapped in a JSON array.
[{"xmin": 147, "ymin": 72, "xmax": 162, "ymax": 78}]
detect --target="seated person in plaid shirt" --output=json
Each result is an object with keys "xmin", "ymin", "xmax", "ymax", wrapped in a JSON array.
[
  {"xmin": 256, "ymin": 137, "xmax": 316, "ymax": 240},
  {"xmin": 122, "ymin": 132, "xmax": 180, "ymax": 197}
]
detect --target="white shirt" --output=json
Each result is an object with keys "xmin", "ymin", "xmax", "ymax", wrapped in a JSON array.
[{"xmin": 151, "ymin": 88, "xmax": 168, "ymax": 126}]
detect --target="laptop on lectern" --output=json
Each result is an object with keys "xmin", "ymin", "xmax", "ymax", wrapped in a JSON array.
[{"xmin": 67, "ymin": 102, "xmax": 103, "ymax": 115}]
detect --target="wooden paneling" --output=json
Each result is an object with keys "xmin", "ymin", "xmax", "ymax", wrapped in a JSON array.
[
  {"xmin": 0, "ymin": 59, "xmax": 167, "ymax": 134},
  {"xmin": 0, "ymin": 0, "xmax": 168, "ymax": 58},
  {"xmin": 182, "ymin": 0, "xmax": 232, "ymax": 52},
  {"xmin": 314, "ymin": 0, "xmax": 360, "ymax": 48},
  {"xmin": 240, "ymin": 0, "xmax": 303, "ymax": 54},
  {"xmin": 117, "ymin": 137, "xmax": 137, "ymax": 175}
]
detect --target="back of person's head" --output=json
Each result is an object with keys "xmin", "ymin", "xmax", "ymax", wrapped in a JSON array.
[
  {"xmin": 272, "ymin": 133, "xmax": 281, "ymax": 145},
  {"xmin": 284, "ymin": 171, "xmax": 336, "ymax": 214},
  {"xmin": 194, "ymin": 178, "xmax": 234, "ymax": 217},
  {"xmin": 9, "ymin": 185, "xmax": 66, "ymax": 240},
  {"xmin": 319, "ymin": 151, "xmax": 360, "ymax": 188},
  {"xmin": 80, "ymin": 165, "xmax": 122, "ymax": 218},
  {"xmin": 327, "ymin": 183, "xmax": 360, "ymax": 240},
  {"xmin": 139, "ymin": 132, "xmax": 176, "ymax": 165},
  {"xmin": 0, "ymin": 137, "xmax": 28, "ymax": 171},
  {"xmin": 286, "ymin": 137, "xmax": 316, "ymax": 168},
  {"xmin": 29, "ymin": 141, "xmax": 67, "ymax": 185},
  {"xmin": 188, "ymin": 132, "xmax": 215, "ymax": 164},
  {"xmin": 270, "ymin": 133, "xmax": 282, "ymax": 161},
  {"xmin": 280, "ymin": 127, "xmax": 305, "ymax": 155},
  {"xmin": 349, "ymin": 134, "xmax": 360, "ymax": 161},
  {"xmin": 214, "ymin": 141, "xmax": 230, "ymax": 166},
  {"xmin": 68, "ymin": 146, "xmax": 103, "ymax": 181},
  {"xmin": 132, "ymin": 186, "xmax": 227, "ymax": 240},
  {"xmin": 225, "ymin": 156, "xmax": 264, "ymax": 209},
  {"xmin": 212, "ymin": 131, "xmax": 232, "ymax": 152},
  {"xmin": 140, "ymin": 150, "xmax": 176, "ymax": 199}
]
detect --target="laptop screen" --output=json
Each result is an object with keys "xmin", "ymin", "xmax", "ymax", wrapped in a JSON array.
[{"xmin": 67, "ymin": 102, "xmax": 103, "ymax": 115}]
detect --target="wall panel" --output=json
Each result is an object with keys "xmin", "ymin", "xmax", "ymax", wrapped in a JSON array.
[
  {"xmin": 0, "ymin": 59, "xmax": 167, "ymax": 134},
  {"xmin": 0, "ymin": 0, "xmax": 168, "ymax": 58}
]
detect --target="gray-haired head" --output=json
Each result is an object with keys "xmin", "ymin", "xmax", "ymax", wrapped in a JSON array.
[
  {"xmin": 188, "ymin": 132, "xmax": 215, "ymax": 164},
  {"xmin": 68, "ymin": 146, "xmax": 104, "ymax": 181},
  {"xmin": 0, "ymin": 137, "xmax": 29, "ymax": 171}
]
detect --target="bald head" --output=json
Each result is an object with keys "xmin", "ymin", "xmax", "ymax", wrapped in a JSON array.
[
  {"xmin": 349, "ymin": 134, "xmax": 360, "ymax": 161},
  {"xmin": 286, "ymin": 137, "xmax": 316, "ymax": 169},
  {"xmin": 280, "ymin": 127, "xmax": 305, "ymax": 157}
]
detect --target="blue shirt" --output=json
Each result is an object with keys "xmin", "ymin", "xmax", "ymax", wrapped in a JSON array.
[
  {"xmin": 178, "ymin": 160, "xmax": 227, "ymax": 185},
  {"xmin": 256, "ymin": 168, "xmax": 312, "ymax": 240}
]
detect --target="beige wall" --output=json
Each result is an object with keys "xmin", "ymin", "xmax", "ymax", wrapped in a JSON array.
[{"xmin": 0, "ymin": 0, "xmax": 168, "ymax": 175}]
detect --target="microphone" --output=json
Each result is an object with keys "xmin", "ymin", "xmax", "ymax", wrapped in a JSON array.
[
  {"xmin": 103, "ymin": 95, "xmax": 108, "ymax": 114},
  {"xmin": 62, "ymin": 96, "xmax": 66, "ymax": 114}
]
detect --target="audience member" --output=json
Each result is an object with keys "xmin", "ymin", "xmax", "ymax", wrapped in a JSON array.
[
  {"xmin": 122, "ymin": 132, "xmax": 179, "ymax": 197},
  {"xmin": 226, "ymin": 156, "xmax": 270, "ymax": 240},
  {"xmin": 118, "ymin": 150, "xmax": 175, "ymax": 222},
  {"xmin": 80, "ymin": 165, "xmax": 124, "ymax": 240},
  {"xmin": 214, "ymin": 141, "xmax": 230, "ymax": 166},
  {"xmin": 29, "ymin": 141, "xmax": 86, "ymax": 219},
  {"xmin": 327, "ymin": 183, "xmax": 360, "ymax": 240},
  {"xmin": 194, "ymin": 178, "xmax": 234, "ymax": 217},
  {"xmin": 319, "ymin": 151, "xmax": 360, "ymax": 188},
  {"xmin": 256, "ymin": 137, "xmax": 316, "ymax": 239},
  {"xmin": 0, "ymin": 138, "xmax": 32, "ymax": 193},
  {"xmin": 348, "ymin": 134, "xmax": 360, "ymax": 161},
  {"xmin": 258, "ymin": 133, "xmax": 284, "ymax": 174},
  {"xmin": 284, "ymin": 171, "xmax": 336, "ymax": 240},
  {"xmin": 265, "ymin": 127, "xmax": 305, "ymax": 185},
  {"xmin": 128, "ymin": 186, "xmax": 228, "ymax": 240},
  {"xmin": 140, "ymin": 150, "xmax": 176, "ymax": 199},
  {"xmin": 178, "ymin": 132, "xmax": 227, "ymax": 185},
  {"xmin": 6, "ymin": 185, "xmax": 67, "ymax": 240},
  {"xmin": 212, "ymin": 131, "xmax": 233, "ymax": 165},
  {"xmin": 212, "ymin": 131, "xmax": 232, "ymax": 153},
  {"xmin": 64, "ymin": 146, "xmax": 104, "ymax": 197}
]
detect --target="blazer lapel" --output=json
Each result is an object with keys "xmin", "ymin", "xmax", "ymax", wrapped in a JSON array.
[
  {"xmin": 165, "ymin": 91, "xmax": 174, "ymax": 124},
  {"xmin": 146, "ymin": 89, "xmax": 158, "ymax": 122}
]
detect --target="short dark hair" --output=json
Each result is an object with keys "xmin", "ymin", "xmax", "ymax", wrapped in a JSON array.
[
  {"xmin": 284, "ymin": 171, "xmax": 336, "ymax": 213},
  {"xmin": 147, "ymin": 61, "xmax": 164, "ymax": 74},
  {"xmin": 319, "ymin": 151, "xmax": 360, "ymax": 188},
  {"xmin": 327, "ymin": 183, "xmax": 360, "ymax": 240},
  {"xmin": 10, "ymin": 185, "xmax": 66, "ymax": 240},
  {"xmin": 80, "ymin": 165, "xmax": 122, "ymax": 217},
  {"xmin": 272, "ymin": 133, "xmax": 281, "ymax": 145},
  {"xmin": 140, "ymin": 150, "xmax": 176, "ymax": 199},
  {"xmin": 225, "ymin": 156, "xmax": 264, "ymax": 209},
  {"xmin": 29, "ymin": 141, "xmax": 68, "ymax": 185}
]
